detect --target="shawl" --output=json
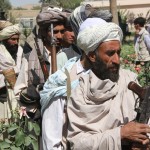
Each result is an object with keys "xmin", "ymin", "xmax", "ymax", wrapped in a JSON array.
[
  {"xmin": 40, "ymin": 56, "xmax": 80, "ymax": 114},
  {"xmin": 67, "ymin": 68, "xmax": 138, "ymax": 150}
]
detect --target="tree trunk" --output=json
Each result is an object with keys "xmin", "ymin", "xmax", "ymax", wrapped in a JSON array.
[{"xmin": 109, "ymin": 0, "xmax": 119, "ymax": 25}]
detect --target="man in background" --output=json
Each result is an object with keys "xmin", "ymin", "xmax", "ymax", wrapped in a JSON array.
[
  {"xmin": 134, "ymin": 17, "xmax": 150, "ymax": 84},
  {"xmin": 0, "ymin": 23, "xmax": 24, "ymax": 119}
]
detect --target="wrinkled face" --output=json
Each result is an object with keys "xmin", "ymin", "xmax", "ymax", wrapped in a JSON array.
[
  {"xmin": 63, "ymin": 27, "xmax": 75, "ymax": 45},
  {"xmin": 3, "ymin": 34, "xmax": 19, "ymax": 59},
  {"xmin": 46, "ymin": 24, "xmax": 65, "ymax": 47},
  {"xmin": 88, "ymin": 40, "xmax": 121, "ymax": 82}
]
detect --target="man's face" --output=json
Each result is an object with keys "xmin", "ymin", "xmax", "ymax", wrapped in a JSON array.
[
  {"xmin": 63, "ymin": 27, "xmax": 75, "ymax": 45},
  {"xmin": 47, "ymin": 24, "xmax": 65, "ymax": 47},
  {"xmin": 89, "ymin": 40, "xmax": 121, "ymax": 82},
  {"xmin": 3, "ymin": 34, "xmax": 19, "ymax": 59}
]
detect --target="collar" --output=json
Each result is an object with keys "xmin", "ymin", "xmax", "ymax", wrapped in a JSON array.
[
  {"xmin": 76, "ymin": 59, "xmax": 86, "ymax": 75},
  {"xmin": 139, "ymin": 27, "xmax": 146, "ymax": 35}
]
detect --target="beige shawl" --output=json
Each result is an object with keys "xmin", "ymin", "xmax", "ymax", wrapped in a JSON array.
[{"xmin": 67, "ymin": 68, "xmax": 138, "ymax": 150}]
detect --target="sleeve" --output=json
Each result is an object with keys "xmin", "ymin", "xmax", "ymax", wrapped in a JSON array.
[
  {"xmin": 42, "ymin": 96, "xmax": 66, "ymax": 150},
  {"xmin": 144, "ymin": 34, "xmax": 150, "ymax": 53}
]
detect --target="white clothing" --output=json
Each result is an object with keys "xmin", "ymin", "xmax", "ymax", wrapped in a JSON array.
[
  {"xmin": 0, "ymin": 44, "xmax": 26, "ymax": 119},
  {"xmin": 42, "ymin": 59, "xmax": 86, "ymax": 150},
  {"xmin": 67, "ymin": 69, "xmax": 138, "ymax": 150}
]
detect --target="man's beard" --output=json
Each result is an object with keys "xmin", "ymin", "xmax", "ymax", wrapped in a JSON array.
[
  {"xmin": 3, "ymin": 41, "xmax": 18, "ymax": 60},
  {"xmin": 92, "ymin": 55, "xmax": 120, "ymax": 82}
]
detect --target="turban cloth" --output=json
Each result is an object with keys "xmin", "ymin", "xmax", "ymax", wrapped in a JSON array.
[
  {"xmin": 36, "ymin": 10, "xmax": 67, "ymax": 27},
  {"xmin": 77, "ymin": 18, "xmax": 123, "ymax": 54},
  {"xmin": 69, "ymin": 4, "xmax": 95, "ymax": 37},
  {"xmin": 0, "ymin": 24, "xmax": 21, "ymax": 41},
  {"xmin": 0, "ymin": 21, "xmax": 13, "ymax": 31}
]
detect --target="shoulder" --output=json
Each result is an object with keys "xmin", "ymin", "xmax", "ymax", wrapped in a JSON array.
[{"xmin": 119, "ymin": 68, "xmax": 138, "ymax": 82}]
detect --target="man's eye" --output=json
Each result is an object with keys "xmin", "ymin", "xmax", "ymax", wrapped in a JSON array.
[
  {"xmin": 53, "ymin": 30, "xmax": 65, "ymax": 34},
  {"xmin": 107, "ymin": 51, "xmax": 115, "ymax": 56}
]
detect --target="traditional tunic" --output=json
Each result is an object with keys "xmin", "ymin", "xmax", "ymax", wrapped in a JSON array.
[
  {"xmin": 0, "ymin": 44, "xmax": 25, "ymax": 119},
  {"xmin": 67, "ymin": 69, "xmax": 138, "ymax": 150},
  {"xmin": 41, "ymin": 57, "xmax": 89, "ymax": 150}
]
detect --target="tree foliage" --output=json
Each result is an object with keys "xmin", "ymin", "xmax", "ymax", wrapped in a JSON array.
[
  {"xmin": 0, "ymin": 0, "xmax": 12, "ymax": 12},
  {"xmin": 40, "ymin": 0, "xmax": 83, "ymax": 9}
]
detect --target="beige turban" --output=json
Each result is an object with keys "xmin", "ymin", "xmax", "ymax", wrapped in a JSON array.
[
  {"xmin": 0, "ymin": 24, "xmax": 21, "ymax": 41},
  {"xmin": 0, "ymin": 20, "xmax": 13, "ymax": 31},
  {"xmin": 77, "ymin": 18, "xmax": 123, "ymax": 54}
]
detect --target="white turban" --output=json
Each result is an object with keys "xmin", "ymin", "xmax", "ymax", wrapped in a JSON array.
[
  {"xmin": 77, "ymin": 18, "xmax": 123, "ymax": 54},
  {"xmin": 0, "ymin": 24, "xmax": 21, "ymax": 41}
]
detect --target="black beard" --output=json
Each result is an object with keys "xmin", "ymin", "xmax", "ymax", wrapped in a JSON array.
[
  {"xmin": 3, "ymin": 41, "xmax": 18, "ymax": 60},
  {"xmin": 92, "ymin": 55, "xmax": 120, "ymax": 82}
]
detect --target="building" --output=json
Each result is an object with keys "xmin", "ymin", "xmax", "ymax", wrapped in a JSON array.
[{"xmin": 82, "ymin": 0, "xmax": 150, "ymax": 17}]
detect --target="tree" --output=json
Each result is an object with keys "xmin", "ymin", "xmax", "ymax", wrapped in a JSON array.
[
  {"xmin": 39, "ymin": 0, "xmax": 82, "ymax": 9},
  {"xmin": 109, "ymin": 0, "xmax": 118, "ymax": 24},
  {"xmin": 0, "ymin": 0, "xmax": 12, "ymax": 19}
]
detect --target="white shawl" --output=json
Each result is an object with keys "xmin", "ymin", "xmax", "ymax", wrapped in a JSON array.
[{"xmin": 67, "ymin": 68, "xmax": 138, "ymax": 150}]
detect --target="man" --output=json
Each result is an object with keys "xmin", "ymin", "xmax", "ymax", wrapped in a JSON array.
[
  {"xmin": 134, "ymin": 17, "xmax": 150, "ymax": 84},
  {"xmin": 40, "ymin": 4, "xmax": 113, "ymax": 150},
  {"xmin": 67, "ymin": 18, "xmax": 150, "ymax": 150},
  {"xmin": 23, "ymin": 8, "xmax": 68, "ymax": 88},
  {"xmin": 62, "ymin": 17, "xmax": 81, "ymax": 59},
  {"xmin": 0, "ymin": 23, "xmax": 23, "ymax": 118}
]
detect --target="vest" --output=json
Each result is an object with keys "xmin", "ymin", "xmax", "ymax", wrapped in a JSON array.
[{"xmin": 135, "ymin": 28, "xmax": 150, "ymax": 61}]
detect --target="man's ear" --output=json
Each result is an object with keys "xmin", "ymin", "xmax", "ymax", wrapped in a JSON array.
[{"xmin": 87, "ymin": 51, "xmax": 96, "ymax": 63}]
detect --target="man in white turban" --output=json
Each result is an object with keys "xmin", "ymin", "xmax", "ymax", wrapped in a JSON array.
[
  {"xmin": 67, "ymin": 18, "xmax": 150, "ymax": 150},
  {"xmin": 0, "ymin": 23, "xmax": 25, "ymax": 119}
]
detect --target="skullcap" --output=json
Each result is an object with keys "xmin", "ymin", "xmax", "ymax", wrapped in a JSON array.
[
  {"xmin": 77, "ymin": 18, "xmax": 123, "ymax": 54},
  {"xmin": 0, "ymin": 20, "xmax": 13, "ymax": 31},
  {"xmin": 36, "ymin": 10, "xmax": 66, "ymax": 27},
  {"xmin": 0, "ymin": 24, "xmax": 21, "ymax": 41}
]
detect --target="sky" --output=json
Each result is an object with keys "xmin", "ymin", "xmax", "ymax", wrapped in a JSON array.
[{"xmin": 9, "ymin": 0, "xmax": 40, "ymax": 7}]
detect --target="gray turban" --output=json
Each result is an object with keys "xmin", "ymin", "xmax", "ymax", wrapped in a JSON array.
[
  {"xmin": 69, "ymin": 4, "xmax": 95, "ymax": 37},
  {"xmin": 0, "ymin": 24, "xmax": 21, "ymax": 41},
  {"xmin": 77, "ymin": 18, "xmax": 123, "ymax": 54},
  {"xmin": 36, "ymin": 10, "xmax": 67, "ymax": 27}
]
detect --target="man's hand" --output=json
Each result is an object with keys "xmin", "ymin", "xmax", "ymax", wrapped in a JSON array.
[{"xmin": 121, "ymin": 122, "xmax": 150, "ymax": 145}]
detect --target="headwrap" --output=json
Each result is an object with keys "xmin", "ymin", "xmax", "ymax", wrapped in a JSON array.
[
  {"xmin": 88, "ymin": 10, "xmax": 113, "ymax": 22},
  {"xmin": 0, "ymin": 20, "xmax": 13, "ymax": 31},
  {"xmin": 0, "ymin": 24, "xmax": 21, "ymax": 41},
  {"xmin": 36, "ymin": 9, "xmax": 67, "ymax": 27},
  {"xmin": 77, "ymin": 18, "xmax": 123, "ymax": 54},
  {"xmin": 69, "ymin": 4, "xmax": 95, "ymax": 37}
]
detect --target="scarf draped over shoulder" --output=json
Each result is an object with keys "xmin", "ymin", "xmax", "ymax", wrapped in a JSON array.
[{"xmin": 67, "ymin": 68, "xmax": 138, "ymax": 150}]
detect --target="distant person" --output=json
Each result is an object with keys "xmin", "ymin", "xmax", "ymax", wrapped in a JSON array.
[{"xmin": 134, "ymin": 17, "xmax": 150, "ymax": 84}]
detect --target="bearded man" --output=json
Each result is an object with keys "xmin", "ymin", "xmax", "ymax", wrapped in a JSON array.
[
  {"xmin": 0, "ymin": 24, "xmax": 24, "ymax": 119},
  {"xmin": 67, "ymin": 18, "xmax": 150, "ymax": 150}
]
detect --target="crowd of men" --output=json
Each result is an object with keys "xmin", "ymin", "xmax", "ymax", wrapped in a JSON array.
[{"xmin": 0, "ymin": 4, "xmax": 150, "ymax": 150}]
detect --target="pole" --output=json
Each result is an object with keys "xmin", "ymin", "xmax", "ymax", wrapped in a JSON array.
[{"xmin": 109, "ymin": 0, "xmax": 119, "ymax": 25}]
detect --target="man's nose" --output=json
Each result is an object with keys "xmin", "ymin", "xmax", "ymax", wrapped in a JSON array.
[
  {"xmin": 112, "ymin": 53, "xmax": 120, "ymax": 64},
  {"xmin": 57, "ymin": 32, "xmax": 63, "ymax": 39},
  {"xmin": 13, "ymin": 39, "xmax": 19, "ymax": 44}
]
